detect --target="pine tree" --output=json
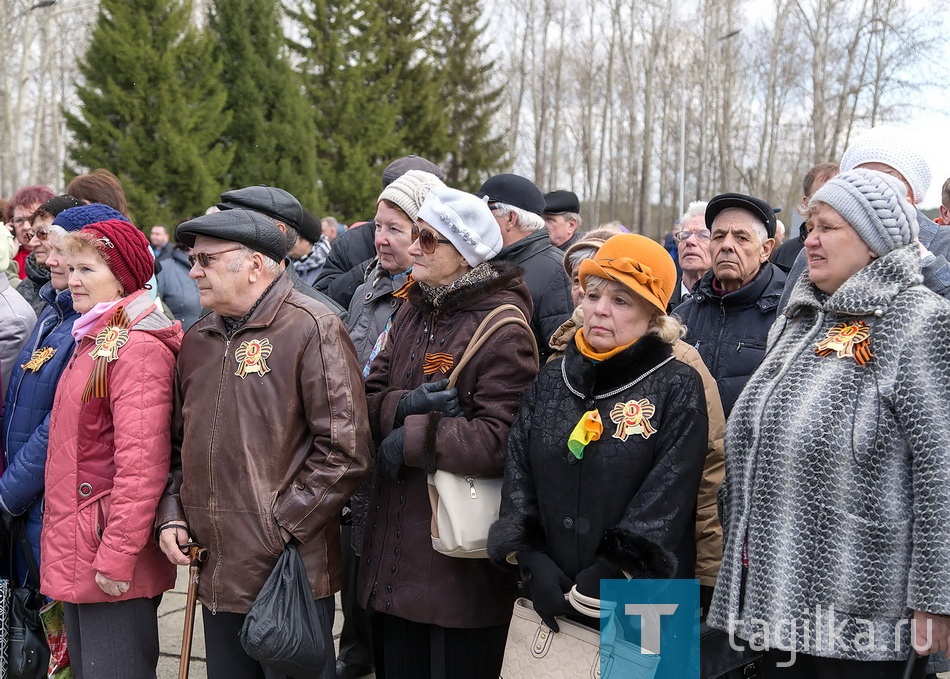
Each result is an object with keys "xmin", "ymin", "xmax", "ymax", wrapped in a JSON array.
[
  {"xmin": 433, "ymin": 0, "xmax": 507, "ymax": 191},
  {"xmin": 289, "ymin": 0, "xmax": 405, "ymax": 221},
  {"xmin": 65, "ymin": 0, "xmax": 232, "ymax": 227},
  {"xmin": 208, "ymin": 0, "xmax": 320, "ymax": 211}
]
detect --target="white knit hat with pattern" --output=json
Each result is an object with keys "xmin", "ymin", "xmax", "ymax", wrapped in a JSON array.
[
  {"xmin": 378, "ymin": 170, "xmax": 446, "ymax": 223},
  {"xmin": 417, "ymin": 187, "xmax": 503, "ymax": 267},
  {"xmin": 810, "ymin": 169, "xmax": 918, "ymax": 257},
  {"xmin": 840, "ymin": 125, "xmax": 931, "ymax": 205}
]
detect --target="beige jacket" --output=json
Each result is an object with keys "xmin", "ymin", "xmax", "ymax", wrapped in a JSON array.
[{"xmin": 548, "ymin": 307, "xmax": 725, "ymax": 586}]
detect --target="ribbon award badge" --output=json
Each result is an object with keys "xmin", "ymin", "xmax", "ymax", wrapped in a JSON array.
[
  {"xmin": 90, "ymin": 325, "xmax": 130, "ymax": 361},
  {"xmin": 22, "ymin": 346, "xmax": 56, "ymax": 372},
  {"xmin": 815, "ymin": 320, "xmax": 872, "ymax": 365},
  {"xmin": 609, "ymin": 398, "xmax": 657, "ymax": 441},
  {"xmin": 235, "ymin": 338, "xmax": 273, "ymax": 378}
]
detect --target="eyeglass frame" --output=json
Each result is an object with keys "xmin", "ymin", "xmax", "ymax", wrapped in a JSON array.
[
  {"xmin": 673, "ymin": 228, "xmax": 711, "ymax": 243},
  {"xmin": 415, "ymin": 227, "xmax": 451, "ymax": 254},
  {"xmin": 188, "ymin": 246, "xmax": 244, "ymax": 268}
]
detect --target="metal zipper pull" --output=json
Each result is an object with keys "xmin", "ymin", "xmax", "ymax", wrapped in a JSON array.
[{"xmin": 467, "ymin": 477, "xmax": 477, "ymax": 499}]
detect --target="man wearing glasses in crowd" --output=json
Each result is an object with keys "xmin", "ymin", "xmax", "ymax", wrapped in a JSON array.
[{"xmin": 668, "ymin": 200, "xmax": 711, "ymax": 313}]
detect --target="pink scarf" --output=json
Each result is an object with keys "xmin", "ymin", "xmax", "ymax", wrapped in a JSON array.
[{"xmin": 71, "ymin": 299, "xmax": 124, "ymax": 344}]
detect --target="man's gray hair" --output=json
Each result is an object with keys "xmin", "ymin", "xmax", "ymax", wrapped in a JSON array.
[
  {"xmin": 493, "ymin": 202, "xmax": 545, "ymax": 233},
  {"xmin": 679, "ymin": 201, "xmax": 708, "ymax": 224},
  {"xmin": 228, "ymin": 245, "xmax": 283, "ymax": 275},
  {"xmin": 562, "ymin": 211, "xmax": 583, "ymax": 228}
]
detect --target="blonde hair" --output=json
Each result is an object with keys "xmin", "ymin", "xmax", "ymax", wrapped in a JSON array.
[
  {"xmin": 61, "ymin": 230, "xmax": 110, "ymax": 260},
  {"xmin": 583, "ymin": 276, "xmax": 684, "ymax": 345}
]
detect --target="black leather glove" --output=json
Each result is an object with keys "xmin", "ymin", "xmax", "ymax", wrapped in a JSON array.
[
  {"xmin": 574, "ymin": 561, "xmax": 623, "ymax": 600},
  {"xmin": 394, "ymin": 379, "xmax": 460, "ymax": 425},
  {"xmin": 377, "ymin": 427, "xmax": 406, "ymax": 481},
  {"xmin": 518, "ymin": 551, "xmax": 573, "ymax": 632}
]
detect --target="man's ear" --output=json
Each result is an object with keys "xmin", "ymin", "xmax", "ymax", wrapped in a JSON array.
[{"xmin": 760, "ymin": 237, "xmax": 775, "ymax": 261}]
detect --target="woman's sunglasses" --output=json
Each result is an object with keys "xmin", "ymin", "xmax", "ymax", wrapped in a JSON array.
[
  {"xmin": 416, "ymin": 228, "xmax": 450, "ymax": 255},
  {"xmin": 26, "ymin": 228, "xmax": 52, "ymax": 242}
]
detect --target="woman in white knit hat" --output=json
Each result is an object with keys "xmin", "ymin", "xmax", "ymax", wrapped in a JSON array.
[
  {"xmin": 710, "ymin": 168, "xmax": 950, "ymax": 677},
  {"xmin": 357, "ymin": 186, "xmax": 538, "ymax": 678}
]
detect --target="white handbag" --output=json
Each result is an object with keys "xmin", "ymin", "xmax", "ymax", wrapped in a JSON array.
[
  {"xmin": 501, "ymin": 595, "xmax": 659, "ymax": 679},
  {"xmin": 427, "ymin": 304, "xmax": 538, "ymax": 559}
]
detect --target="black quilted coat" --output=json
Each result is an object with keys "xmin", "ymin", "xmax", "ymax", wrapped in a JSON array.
[{"xmin": 488, "ymin": 334, "xmax": 708, "ymax": 580}]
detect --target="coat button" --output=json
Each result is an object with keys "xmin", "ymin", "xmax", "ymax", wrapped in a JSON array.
[
  {"xmin": 365, "ymin": 292, "xmax": 372, "ymax": 301},
  {"xmin": 563, "ymin": 517, "xmax": 574, "ymax": 530},
  {"xmin": 568, "ymin": 456, "xmax": 578, "ymax": 465},
  {"xmin": 585, "ymin": 399, "xmax": 595, "ymax": 410}
]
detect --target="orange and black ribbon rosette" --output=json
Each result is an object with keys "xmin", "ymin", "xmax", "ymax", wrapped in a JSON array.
[
  {"xmin": 82, "ymin": 306, "xmax": 132, "ymax": 402},
  {"xmin": 814, "ymin": 320, "xmax": 873, "ymax": 366}
]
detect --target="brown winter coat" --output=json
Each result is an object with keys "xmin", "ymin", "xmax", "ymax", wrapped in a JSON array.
[
  {"xmin": 359, "ymin": 261, "xmax": 538, "ymax": 628},
  {"xmin": 157, "ymin": 273, "xmax": 372, "ymax": 614},
  {"xmin": 548, "ymin": 307, "xmax": 725, "ymax": 586}
]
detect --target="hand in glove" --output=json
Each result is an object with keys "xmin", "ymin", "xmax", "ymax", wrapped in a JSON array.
[
  {"xmin": 395, "ymin": 379, "xmax": 460, "ymax": 425},
  {"xmin": 574, "ymin": 561, "xmax": 623, "ymax": 600},
  {"xmin": 518, "ymin": 550, "xmax": 573, "ymax": 632},
  {"xmin": 377, "ymin": 427, "xmax": 406, "ymax": 481}
]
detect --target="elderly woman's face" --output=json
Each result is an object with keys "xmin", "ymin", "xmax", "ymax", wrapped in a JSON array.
[
  {"xmin": 67, "ymin": 250, "xmax": 124, "ymax": 313},
  {"xmin": 408, "ymin": 220, "xmax": 469, "ymax": 287},
  {"xmin": 374, "ymin": 201, "xmax": 416, "ymax": 275},
  {"xmin": 582, "ymin": 279, "xmax": 653, "ymax": 352},
  {"xmin": 46, "ymin": 234, "xmax": 68, "ymax": 291},
  {"xmin": 804, "ymin": 203, "xmax": 876, "ymax": 295},
  {"xmin": 28, "ymin": 212, "xmax": 54, "ymax": 265}
]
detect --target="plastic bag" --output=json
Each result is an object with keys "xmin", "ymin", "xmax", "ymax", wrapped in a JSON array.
[
  {"xmin": 239, "ymin": 543, "xmax": 326, "ymax": 675},
  {"xmin": 39, "ymin": 600, "xmax": 72, "ymax": 679}
]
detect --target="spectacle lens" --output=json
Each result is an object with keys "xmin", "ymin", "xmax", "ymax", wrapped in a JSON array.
[
  {"xmin": 417, "ymin": 229, "xmax": 451, "ymax": 254},
  {"xmin": 674, "ymin": 229, "xmax": 711, "ymax": 243}
]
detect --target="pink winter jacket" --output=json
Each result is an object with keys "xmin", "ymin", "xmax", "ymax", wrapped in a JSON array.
[{"xmin": 42, "ymin": 290, "xmax": 181, "ymax": 604}]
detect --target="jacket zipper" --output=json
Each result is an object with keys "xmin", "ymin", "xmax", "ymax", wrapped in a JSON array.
[{"xmin": 207, "ymin": 336, "xmax": 231, "ymax": 614}]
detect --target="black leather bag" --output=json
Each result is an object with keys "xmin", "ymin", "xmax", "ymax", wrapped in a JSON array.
[
  {"xmin": 700, "ymin": 623, "xmax": 764, "ymax": 679},
  {"xmin": 239, "ymin": 543, "xmax": 326, "ymax": 675},
  {"xmin": 3, "ymin": 521, "xmax": 51, "ymax": 679}
]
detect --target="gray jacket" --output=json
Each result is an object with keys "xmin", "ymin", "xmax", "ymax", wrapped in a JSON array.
[
  {"xmin": 0, "ymin": 275, "xmax": 37, "ymax": 394},
  {"xmin": 709, "ymin": 244, "xmax": 950, "ymax": 661},
  {"xmin": 345, "ymin": 262, "xmax": 411, "ymax": 370}
]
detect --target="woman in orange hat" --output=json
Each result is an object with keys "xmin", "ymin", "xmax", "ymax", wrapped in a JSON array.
[{"xmin": 488, "ymin": 233, "xmax": 709, "ymax": 633}]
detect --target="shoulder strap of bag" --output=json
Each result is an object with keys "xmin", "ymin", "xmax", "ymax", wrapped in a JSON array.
[
  {"xmin": 446, "ymin": 304, "xmax": 538, "ymax": 390},
  {"xmin": 12, "ymin": 518, "xmax": 41, "ymax": 589}
]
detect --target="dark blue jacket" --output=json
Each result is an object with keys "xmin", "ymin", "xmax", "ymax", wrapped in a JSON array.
[
  {"xmin": 1, "ymin": 284, "xmax": 79, "ymax": 581},
  {"xmin": 673, "ymin": 263, "xmax": 787, "ymax": 418}
]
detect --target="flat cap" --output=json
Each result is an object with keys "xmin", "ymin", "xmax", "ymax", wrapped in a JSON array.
[
  {"xmin": 477, "ymin": 174, "xmax": 545, "ymax": 216},
  {"xmin": 176, "ymin": 209, "xmax": 287, "ymax": 263},
  {"xmin": 705, "ymin": 192, "xmax": 777, "ymax": 238},
  {"xmin": 298, "ymin": 209, "xmax": 322, "ymax": 244},
  {"xmin": 217, "ymin": 185, "xmax": 303, "ymax": 233},
  {"xmin": 543, "ymin": 190, "xmax": 580, "ymax": 215},
  {"xmin": 381, "ymin": 155, "xmax": 445, "ymax": 188}
]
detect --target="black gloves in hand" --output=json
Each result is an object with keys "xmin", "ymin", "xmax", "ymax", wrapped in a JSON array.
[
  {"xmin": 394, "ymin": 379, "xmax": 460, "ymax": 426},
  {"xmin": 377, "ymin": 427, "xmax": 406, "ymax": 481},
  {"xmin": 574, "ymin": 561, "xmax": 622, "ymax": 600},
  {"xmin": 518, "ymin": 551, "xmax": 573, "ymax": 632}
]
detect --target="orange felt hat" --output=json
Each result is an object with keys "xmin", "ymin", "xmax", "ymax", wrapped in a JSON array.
[{"xmin": 578, "ymin": 233, "xmax": 676, "ymax": 313}]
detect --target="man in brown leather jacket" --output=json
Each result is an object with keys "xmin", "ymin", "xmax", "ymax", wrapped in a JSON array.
[{"xmin": 156, "ymin": 209, "xmax": 372, "ymax": 679}]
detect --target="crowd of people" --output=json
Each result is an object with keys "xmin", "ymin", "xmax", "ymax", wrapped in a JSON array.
[{"xmin": 0, "ymin": 124, "xmax": 948, "ymax": 679}]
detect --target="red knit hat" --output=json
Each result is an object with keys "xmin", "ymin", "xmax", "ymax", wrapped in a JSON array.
[{"xmin": 81, "ymin": 219, "xmax": 155, "ymax": 294}]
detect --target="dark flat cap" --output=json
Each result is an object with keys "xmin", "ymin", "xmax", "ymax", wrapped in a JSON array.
[
  {"xmin": 38, "ymin": 194, "xmax": 85, "ymax": 217},
  {"xmin": 218, "ymin": 185, "xmax": 303, "ymax": 233},
  {"xmin": 705, "ymin": 192, "xmax": 777, "ymax": 238},
  {"xmin": 476, "ymin": 174, "xmax": 545, "ymax": 216},
  {"xmin": 382, "ymin": 155, "xmax": 445, "ymax": 188},
  {"xmin": 298, "ymin": 209, "xmax": 322, "ymax": 244},
  {"xmin": 176, "ymin": 210, "xmax": 287, "ymax": 262},
  {"xmin": 543, "ymin": 190, "xmax": 580, "ymax": 215}
]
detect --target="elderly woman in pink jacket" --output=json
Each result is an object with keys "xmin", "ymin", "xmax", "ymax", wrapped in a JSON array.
[{"xmin": 43, "ymin": 219, "xmax": 181, "ymax": 679}]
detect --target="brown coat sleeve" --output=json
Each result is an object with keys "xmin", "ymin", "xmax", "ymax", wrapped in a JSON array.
[{"xmin": 673, "ymin": 339, "xmax": 725, "ymax": 587}]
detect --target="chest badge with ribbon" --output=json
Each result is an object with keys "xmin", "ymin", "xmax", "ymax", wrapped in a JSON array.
[
  {"xmin": 423, "ymin": 352, "xmax": 454, "ymax": 375},
  {"xmin": 234, "ymin": 338, "xmax": 273, "ymax": 378},
  {"xmin": 22, "ymin": 346, "xmax": 56, "ymax": 372},
  {"xmin": 609, "ymin": 398, "xmax": 657, "ymax": 441},
  {"xmin": 815, "ymin": 320, "xmax": 872, "ymax": 366},
  {"xmin": 82, "ymin": 306, "xmax": 132, "ymax": 402}
]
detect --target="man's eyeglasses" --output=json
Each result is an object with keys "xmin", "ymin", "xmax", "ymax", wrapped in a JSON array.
[
  {"xmin": 188, "ymin": 246, "xmax": 243, "ymax": 268},
  {"xmin": 416, "ymin": 228, "xmax": 451, "ymax": 254},
  {"xmin": 673, "ymin": 229, "xmax": 711, "ymax": 243}
]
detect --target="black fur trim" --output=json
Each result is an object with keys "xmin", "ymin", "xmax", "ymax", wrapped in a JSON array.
[
  {"xmin": 564, "ymin": 334, "xmax": 674, "ymax": 398},
  {"xmin": 487, "ymin": 514, "xmax": 546, "ymax": 568},
  {"xmin": 422, "ymin": 411, "xmax": 440, "ymax": 474},
  {"xmin": 595, "ymin": 526, "xmax": 677, "ymax": 579},
  {"xmin": 408, "ymin": 261, "xmax": 525, "ymax": 315}
]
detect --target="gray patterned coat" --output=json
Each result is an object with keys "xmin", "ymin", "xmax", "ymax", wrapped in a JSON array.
[{"xmin": 709, "ymin": 244, "xmax": 950, "ymax": 661}]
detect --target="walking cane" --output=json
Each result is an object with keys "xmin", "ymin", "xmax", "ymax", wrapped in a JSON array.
[{"xmin": 178, "ymin": 542, "xmax": 209, "ymax": 679}]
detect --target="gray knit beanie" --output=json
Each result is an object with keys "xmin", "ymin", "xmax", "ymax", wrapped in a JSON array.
[
  {"xmin": 809, "ymin": 168, "xmax": 918, "ymax": 257},
  {"xmin": 378, "ymin": 170, "xmax": 446, "ymax": 223}
]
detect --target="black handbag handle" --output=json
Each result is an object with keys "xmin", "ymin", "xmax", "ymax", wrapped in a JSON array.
[{"xmin": 9, "ymin": 517, "xmax": 41, "ymax": 589}]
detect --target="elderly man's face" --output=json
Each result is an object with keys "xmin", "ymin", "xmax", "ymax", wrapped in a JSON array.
[
  {"xmin": 676, "ymin": 214, "xmax": 711, "ymax": 277},
  {"xmin": 150, "ymin": 226, "xmax": 169, "ymax": 249},
  {"xmin": 710, "ymin": 208, "xmax": 774, "ymax": 292},
  {"xmin": 188, "ymin": 236, "xmax": 252, "ymax": 316},
  {"xmin": 544, "ymin": 213, "xmax": 577, "ymax": 247}
]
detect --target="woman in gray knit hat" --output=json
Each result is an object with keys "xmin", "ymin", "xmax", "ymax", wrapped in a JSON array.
[{"xmin": 709, "ymin": 168, "xmax": 950, "ymax": 677}]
